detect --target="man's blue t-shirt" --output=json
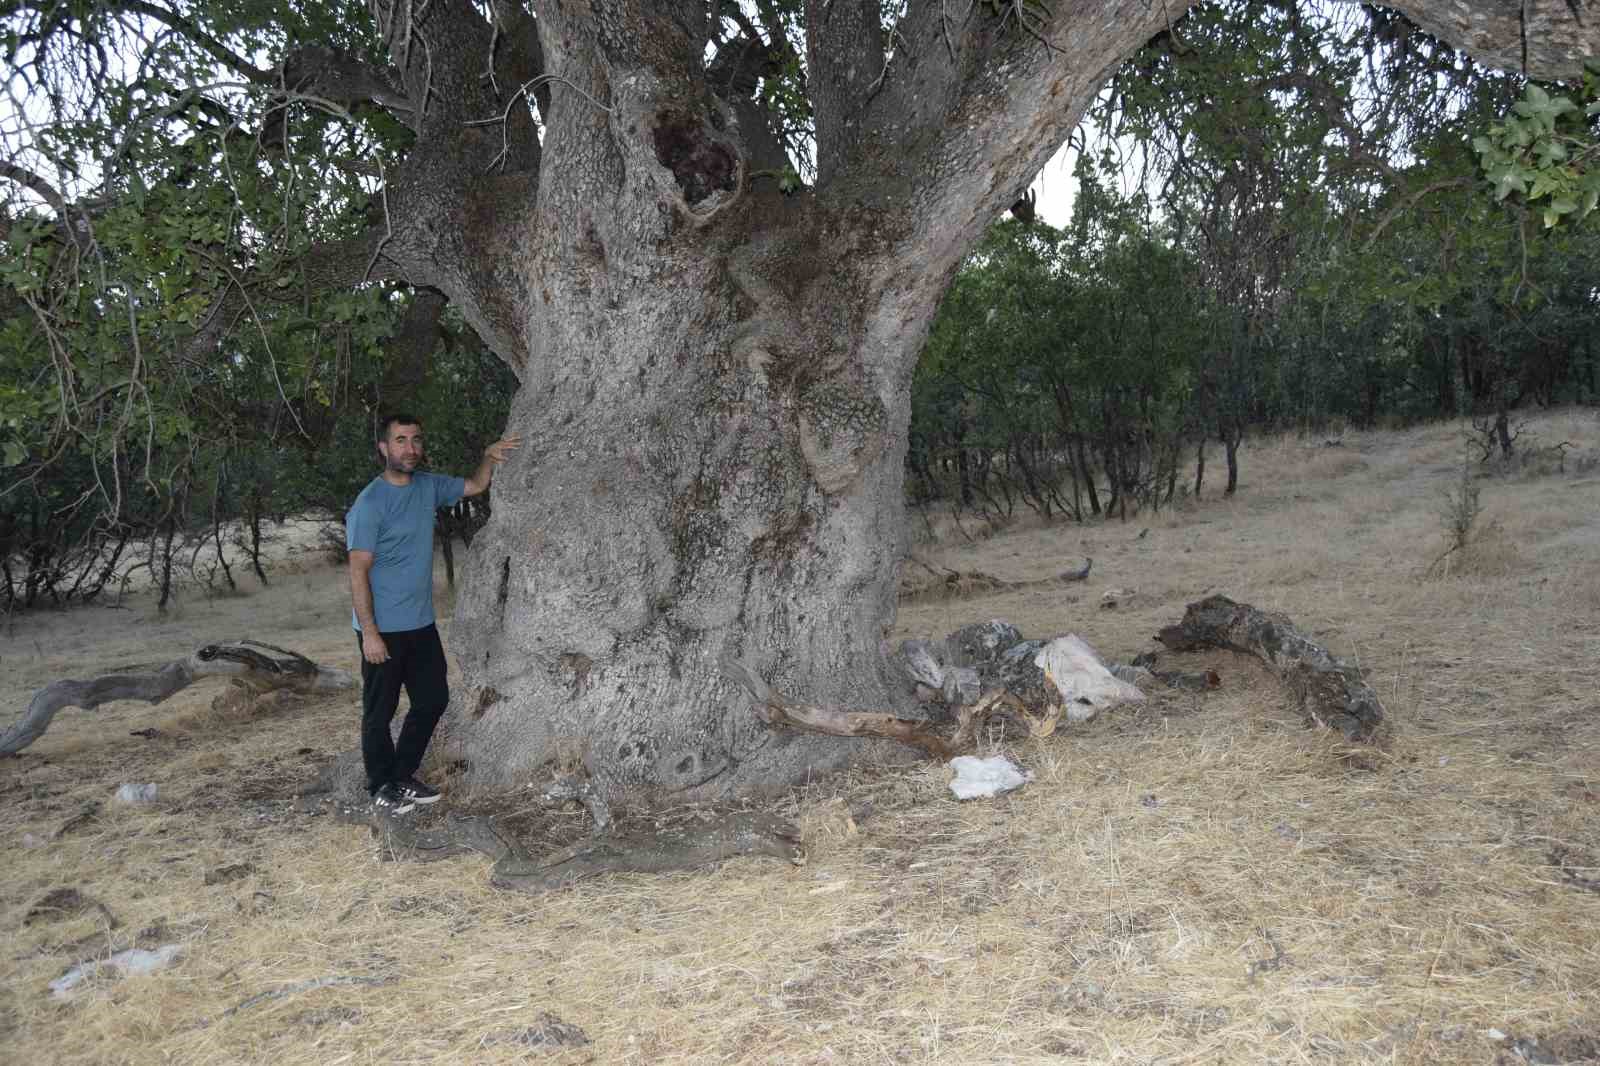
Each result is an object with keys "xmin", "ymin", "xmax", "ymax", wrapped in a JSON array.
[{"xmin": 346, "ymin": 471, "xmax": 466, "ymax": 633}]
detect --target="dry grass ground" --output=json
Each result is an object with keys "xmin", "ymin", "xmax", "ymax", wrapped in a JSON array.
[{"xmin": 2, "ymin": 411, "xmax": 1597, "ymax": 1065}]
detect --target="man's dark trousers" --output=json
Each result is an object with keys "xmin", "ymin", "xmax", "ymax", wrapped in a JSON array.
[{"xmin": 358, "ymin": 624, "xmax": 449, "ymax": 794}]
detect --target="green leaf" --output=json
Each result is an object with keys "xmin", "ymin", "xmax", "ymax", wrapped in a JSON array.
[{"xmin": 1533, "ymin": 140, "xmax": 1568, "ymax": 166}]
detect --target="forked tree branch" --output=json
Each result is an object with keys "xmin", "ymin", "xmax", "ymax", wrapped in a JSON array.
[{"xmin": 0, "ymin": 161, "xmax": 71, "ymax": 216}]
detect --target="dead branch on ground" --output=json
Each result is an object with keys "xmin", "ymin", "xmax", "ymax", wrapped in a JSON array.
[
  {"xmin": 1155, "ymin": 595, "xmax": 1385, "ymax": 742},
  {"xmin": 4, "ymin": 641, "xmax": 355, "ymax": 754},
  {"xmin": 900, "ymin": 556, "xmax": 1091, "ymax": 603},
  {"xmin": 720, "ymin": 656, "xmax": 1057, "ymax": 761}
]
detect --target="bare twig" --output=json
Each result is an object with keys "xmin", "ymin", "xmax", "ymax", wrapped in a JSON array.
[{"xmin": 467, "ymin": 74, "xmax": 612, "ymax": 173}]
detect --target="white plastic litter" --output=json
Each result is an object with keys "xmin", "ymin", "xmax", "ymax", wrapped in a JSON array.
[
  {"xmin": 1036, "ymin": 636, "xmax": 1145, "ymax": 722},
  {"xmin": 50, "ymin": 944, "xmax": 183, "ymax": 998},
  {"xmin": 114, "ymin": 783, "xmax": 158, "ymax": 804},
  {"xmin": 948, "ymin": 755, "xmax": 1033, "ymax": 800}
]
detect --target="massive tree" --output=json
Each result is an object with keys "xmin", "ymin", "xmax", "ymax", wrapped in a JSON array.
[{"xmin": 4, "ymin": 1, "xmax": 1595, "ymax": 803}]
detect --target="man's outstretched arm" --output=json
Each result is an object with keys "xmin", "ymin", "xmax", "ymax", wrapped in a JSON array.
[{"xmin": 463, "ymin": 435, "xmax": 523, "ymax": 497}]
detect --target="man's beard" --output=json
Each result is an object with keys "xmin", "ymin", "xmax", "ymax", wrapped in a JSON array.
[{"xmin": 386, "ymin": 454, "xmax": 421, "ymax": 473}]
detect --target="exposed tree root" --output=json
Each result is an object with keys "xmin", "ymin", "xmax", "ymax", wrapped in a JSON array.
[
  {"xmin": 5, "ymin": 641, "xmax": 355, "ymax": 754},
  {"xmin": 720, "ymin": 655, "xmax": 1057, "ymax": 760},
  {"xmin": 1155, "ymin": 594, "xmax": 1386, "ymax": 742},
  {"xmin": 486, "ymin": 811, "xmax": 804, "ymax": 893},
  {"xmin": 328, "ymin": 799, "xmax": 803, "ymax": 894},
  {"xmin": 537, "ymin": 771, "xmax": 614, "ymax": 834}
]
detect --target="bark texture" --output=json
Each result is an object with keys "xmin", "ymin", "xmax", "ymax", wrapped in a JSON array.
[{"xmin": 207, "ymin": 0, "xmax": 1583, "ymax": 805}]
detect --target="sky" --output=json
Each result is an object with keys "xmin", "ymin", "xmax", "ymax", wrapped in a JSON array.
[{"xmin": 1028, "ymin": 141, "xmax": 1080, "ymax": 229}]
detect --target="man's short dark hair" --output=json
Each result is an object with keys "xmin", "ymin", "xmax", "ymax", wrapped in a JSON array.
[{"xmin": 377, "ymin": 413, "xmax": 422, "ymax": 444}]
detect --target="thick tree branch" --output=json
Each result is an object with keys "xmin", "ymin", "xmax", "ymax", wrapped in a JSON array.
[
  {"xmin": 707, "ymin": 20, "xmax": 797, "ymax": 175},
  {"xmin": 0, "ymin": 161, "xmax": 70, "ymax": 216},
  {"xmin": 709, "ymin": 42, "xmax": 795, "ymax": 174},
  {"xmin": 345, "ymin": 0, "xmax": 537, "ymax": 372},
  {"xmin": 805, "ymin": 0, "xmax": 887, "ymax": 186},
  {"xmin": 279, "ymin": 46, "xmax": 415, "ymax": 113},
  {"xmin": 378, "ymin": 288, "xmax": 448, "ymax": 405},
  {"xmin": 490, "ymin": 0, "xmax": 552, "ymax": 120},
  {"xmin": 181, "ymin": 227, "xmax": 406, "ymax": 366},
  {"xmin": 832, "ymin": 0, "xmax": 1597, "ymax": 283}
]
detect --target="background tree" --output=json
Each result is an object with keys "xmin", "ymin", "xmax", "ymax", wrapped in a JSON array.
[{"xmin": 909, "ymin": 1, "xmax": 1597, "ymax": 522}]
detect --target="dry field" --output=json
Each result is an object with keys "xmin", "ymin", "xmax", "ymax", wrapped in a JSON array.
[{"xmin": 2, "ymin": 411, "xmax": 1598, "ymax": 1065}]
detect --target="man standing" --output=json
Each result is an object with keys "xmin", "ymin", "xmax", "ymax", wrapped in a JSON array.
[{"xmin": 347, "ymin": 413, "xmax": 521, "ymax": 813}]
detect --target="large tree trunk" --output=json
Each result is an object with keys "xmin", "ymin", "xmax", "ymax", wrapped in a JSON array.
[{"xmin": 447, "ymin": 192, "xmax": 929, "ymax": 802}]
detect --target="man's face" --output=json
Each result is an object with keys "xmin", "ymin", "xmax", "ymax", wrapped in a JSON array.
[{"xmin": 378, "ymin": 423, "xmax": 425, "ymax": 473}]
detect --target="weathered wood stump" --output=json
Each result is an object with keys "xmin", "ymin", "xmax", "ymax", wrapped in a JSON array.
[{"xmin": 1155, "ymin": 595, "xmax": 1385, "ymax": 742}]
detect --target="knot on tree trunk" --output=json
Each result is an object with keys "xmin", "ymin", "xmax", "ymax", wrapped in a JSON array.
[
  {"xmin": 798, "ymin": 379, "xmax": 888, "ymax": 494},
  {"xmin": 651, "ymin": 108, "xmax": 741, "ymax": 214}
]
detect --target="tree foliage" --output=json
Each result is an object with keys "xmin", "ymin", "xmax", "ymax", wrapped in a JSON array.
[
  {"xmin": 0, "ymin": 1, "xmax": 524, "ymax": 609},
  {"xmin": 1475, "ymin": 60, "xmax": 1600, "ymax": 226}
]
